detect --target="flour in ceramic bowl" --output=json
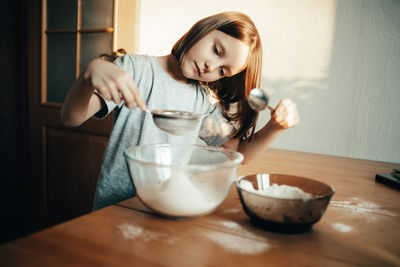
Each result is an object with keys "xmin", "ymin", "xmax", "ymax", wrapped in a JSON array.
[{"xmin": 239, "ymin": 179, "xmax": 312, "ymax": 199}]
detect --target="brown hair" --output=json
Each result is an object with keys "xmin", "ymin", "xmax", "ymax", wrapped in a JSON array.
[{"xmin": 171, "ymin": 11, "xmax": 262, "ymax": 139}]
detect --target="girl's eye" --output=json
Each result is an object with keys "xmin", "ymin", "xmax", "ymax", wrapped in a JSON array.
[
  {"xmin": 219, "ymin": 67, "xmax": 224, "ymax": 76},
  {"xmin": 214, "ymin": 45, "xmax": 220, "ymax": 56}
]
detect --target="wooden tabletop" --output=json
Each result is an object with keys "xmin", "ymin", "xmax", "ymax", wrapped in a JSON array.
[{"xmin": 1, "ymin": 149, "xmax": 399, "ymax": 266}]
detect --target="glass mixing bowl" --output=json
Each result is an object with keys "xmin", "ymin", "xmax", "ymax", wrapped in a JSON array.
[{"xmin": 124, "ymin": 144, "xmax": 243, "ymax": 218}]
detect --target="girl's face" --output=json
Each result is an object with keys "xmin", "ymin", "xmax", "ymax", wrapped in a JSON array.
[{"xmin": 181, "ymin": 30, "xmax": 250, "ymax": 82}]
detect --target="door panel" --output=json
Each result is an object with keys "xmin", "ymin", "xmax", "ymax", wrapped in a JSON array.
[
  {"xmin": 45, "ymin": 128, "xmax": 108, "ymax": 224},
  {"xmin": 26, "ymin": 0, "xmax": 138, "ymax": 232}
]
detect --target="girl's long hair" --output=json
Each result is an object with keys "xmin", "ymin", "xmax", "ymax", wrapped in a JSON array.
[{"xmin": 172, "ymin": 11, "xmax": 262, "ymax": 140}]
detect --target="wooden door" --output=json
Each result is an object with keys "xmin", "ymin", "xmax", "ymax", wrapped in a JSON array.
[{"xmin": 26, "ymin": 0, "xmax": 138, "ymax": 231}]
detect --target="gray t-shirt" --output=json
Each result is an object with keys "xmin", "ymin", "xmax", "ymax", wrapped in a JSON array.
[{"xmin": 92, "ymin": 54, "xmax": 235, "ymax": 210}]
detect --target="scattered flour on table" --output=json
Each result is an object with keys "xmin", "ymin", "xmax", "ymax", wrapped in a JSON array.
[
  {"xmin": 331, "ymin": 222, "xmax": 354, "ymax": 233},
  {"xmin": 220, "ymin": 221, "xmax": 242, "ymax": 230},
  {"xmin": 240, "ymin": 179, "xmax": 312, "ymax": 199},
  {"xmin": 218, "ymin": 221, "xmax": 259, "ymax": 239},
  {"xmin": 205, "ymin": 232, "xmax": 270, "ymax": 254},
  {"xmin": 223, "ymin": 208, "xmax": 241, "ymax": 214},
  {"xmin": 118, "ymin": 223, "xmax": 143, "ymax": 239},
  {"xmin": 204, "ymin": 220, "xmax": 270, "ymax": 254},
  {"xmin": 330, "ymin": 197, "xmax": 395, "ymax": 222},
  {"xmin": 117, "ymin": 222, "xmax": 179, "ymax": 245}
]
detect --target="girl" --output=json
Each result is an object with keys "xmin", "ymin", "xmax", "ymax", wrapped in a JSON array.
[{"xmin": 61, "ymin": 11, "xmax": 299, "ymax": 210}]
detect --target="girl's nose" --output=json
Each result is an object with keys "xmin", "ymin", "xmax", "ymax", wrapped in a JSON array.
[{"xmin": 205, "ymin": 61, "xmax": 217, "ymax": 73}]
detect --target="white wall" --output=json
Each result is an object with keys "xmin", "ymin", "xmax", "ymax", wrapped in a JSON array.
[{"xmin": 134, "ymin": 0, "xmax": 400, "ymax": 163}]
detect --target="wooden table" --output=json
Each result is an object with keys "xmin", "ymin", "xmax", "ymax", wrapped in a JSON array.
[{"xmin": 1, "ymin": 149, "xmax": 399, "ymax": 266}]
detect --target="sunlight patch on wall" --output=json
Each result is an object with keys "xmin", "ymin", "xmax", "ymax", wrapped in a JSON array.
[
  {"xmin": 259, "ymin": 1, "xmax": 336, "ymax": 82},
  {"xmin": 137, "ymin": 0, "xmax": 337, "ymax": 101}
]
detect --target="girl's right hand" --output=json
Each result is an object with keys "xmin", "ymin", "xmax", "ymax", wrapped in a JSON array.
[{"xmin": 83, "ymin": 58, "xmax": 147, "ymax": 110}]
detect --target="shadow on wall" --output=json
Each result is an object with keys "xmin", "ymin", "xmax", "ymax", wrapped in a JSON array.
[{"xmin": 259, "ymin": 0, "xmax": 400, "ymax": 163}]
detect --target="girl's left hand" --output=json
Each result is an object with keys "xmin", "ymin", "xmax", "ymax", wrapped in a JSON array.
[{"xmin": 271, "ymin": 98, "xmax": 300, "ymax": 129}]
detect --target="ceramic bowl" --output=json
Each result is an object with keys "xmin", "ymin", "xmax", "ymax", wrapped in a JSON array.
[
  {"xmin": 236, "ymin": 174, "xmax": 335, "ymax": 233},
  {"xmin": 124, "ymin": 144, "xmax": 243, "ymax": 218}
]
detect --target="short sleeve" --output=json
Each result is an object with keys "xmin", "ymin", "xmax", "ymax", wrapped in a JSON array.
[
  {"xmin": 92, "ymin": 90, "xmax": 121, "ymax": 119},
  {"xmin": 199, "ymin": 106, "xmax": 236, "ymax": 147}
]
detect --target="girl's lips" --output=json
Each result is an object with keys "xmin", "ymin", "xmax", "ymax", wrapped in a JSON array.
[{"xmin": 195, "ymin": 62, "xmax": 201, "ymax": 77}]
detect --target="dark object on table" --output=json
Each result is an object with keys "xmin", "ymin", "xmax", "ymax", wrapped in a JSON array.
[{"xmin": 375, "ymin": 169, "xmax": 400, "ymax": 190}]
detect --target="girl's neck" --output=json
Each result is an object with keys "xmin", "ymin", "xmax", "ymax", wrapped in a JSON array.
[{"xmin": 157, "ymin": 54, "xmax": 189, "ymax": 84}]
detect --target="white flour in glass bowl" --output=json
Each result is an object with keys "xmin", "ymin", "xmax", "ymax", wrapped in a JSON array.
[{"xmin": 139, "ymin": 169, "xmax": 219, "ymax": 216}]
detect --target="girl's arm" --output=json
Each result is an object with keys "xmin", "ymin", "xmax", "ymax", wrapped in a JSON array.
[
  {"xmin": 61, "ymin": 58, "xmax": 147, "ymax": 127},
  {"xmin": 60, "ymin": 73, "xmax": 103, "ymax": 127},
  {"xmin": 223, "ymin": 98, "xmax": 299, "ymax": 164}
]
